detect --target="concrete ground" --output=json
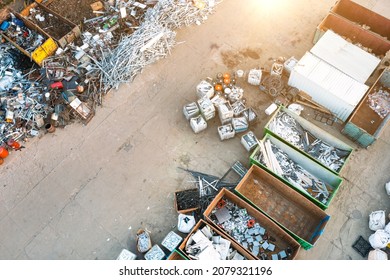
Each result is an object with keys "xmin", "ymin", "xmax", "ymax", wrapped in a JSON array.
[{"xmin": 0, "ymin": 0, "xmax": 389, "ymax": 260}]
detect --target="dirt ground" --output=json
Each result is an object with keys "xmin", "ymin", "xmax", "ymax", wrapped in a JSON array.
[
  {"xmin": 45, "ymin": 0, "xmax": 99, "ymax": 24},
  {"xmin": 27, "ymin": 5, "xmax": 74, "ymax": 38},
  {"xmin": 0, "ymin": 0, "xmax": 389, "ymax": 260}
]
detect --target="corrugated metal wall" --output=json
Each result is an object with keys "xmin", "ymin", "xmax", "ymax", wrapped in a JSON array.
[
  {"xmin": 310, "ymin": 30, "xmax": 380, "ymax": 83},
  {"xmin": 288, "ymin": 52, "xmax": 369, "ymax": 121}
]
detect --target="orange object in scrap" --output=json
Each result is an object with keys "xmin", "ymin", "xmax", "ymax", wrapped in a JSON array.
[
  {"xmin": 247, "ymin": 219, "xmax": 255, "ymax": 228},
  {"xmin": 0, "ymin": 147, "xmax": 9, "ymax": 158},
  {"xmin": 217, "ymin": 199, "xmax": 226, "ymax": 209},
  {"xmin": 215, "ymin": 84, "xmax": 223, "ymax": 91},
  {"xmin": 7, "ymin": 139, "xmax": 21, "ymax": 150}
]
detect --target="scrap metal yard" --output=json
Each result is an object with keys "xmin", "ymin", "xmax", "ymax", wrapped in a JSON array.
[{"xmin": 0, "ymin": 0, "xmax": 389, "ymax": 260}]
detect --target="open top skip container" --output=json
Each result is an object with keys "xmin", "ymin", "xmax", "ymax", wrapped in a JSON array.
[
  {"xmin": 167, "ymin": 249, "xmax": 189, "ymax": 260},
  {"xmin": 178, "ymin": 219, "xmax": 256, "ymax": 260},
  {"xmin": 313, "ymin": 13, "xmax": 390, "ymax": 57},
  {"xmin": 20, "ymin": 1, "xmax": 81, "ymax": 48},
  {"xmin": 264, "ymin": 107, "xmax": 353, "ymax": 174},
  {"xmin": 174, "ymin": 188, "xmax": 199, "ymax": 214},
  {"xmin": 342, "ymin": 69, "xmax": 390, "ymax": 147},
  {"xmin": 235, "ymin": 165, "xmax": 330, "ymax": 250},
  {"xmin": 330, "ymin": 0, "xmax": 390, "ymax": 40},
  {"xmin": 250, "ymin": 133, "xmax": 343, "ymax": 210},
  {"xmin": 203, "ymin": 188, "xmax": 301, "ymax": 259},
  {"xmin": 0, "ymin": 11, "xmax": 57, "ymax": 66}
]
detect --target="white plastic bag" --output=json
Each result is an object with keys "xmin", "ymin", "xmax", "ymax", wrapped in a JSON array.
[
  {"xmin": 385, "ymin": 222, "xmax": 390, "ymax": 235},
  {"xmin": 287, "ymin": 103, "xmax": 304, "ymax": 116},
  {"xmin": 178, "ymin": 214, "xmax": 196, "ymax": 233},
  {"xmin": 368, "ymin": 229, "xmax": 390, "ymax": 249},
  {"xmin": 369, "ymin": 210, "xmax": 386, "ymax": 231},
  {"xmin": 368, "ymin": 249, "xmax": 388, "ymax": 260},
  {"xmin": 385, "ymin": 181, "xmax": 390, "ymax": 196}
]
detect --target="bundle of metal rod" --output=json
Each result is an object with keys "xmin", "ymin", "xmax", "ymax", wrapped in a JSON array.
[{"xmin": 93, "ymin": 20, "xmax": 176, "ymax": 91}]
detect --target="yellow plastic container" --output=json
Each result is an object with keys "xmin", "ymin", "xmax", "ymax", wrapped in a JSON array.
[{"xmin": 31, "ymin": 38, "xmax": 58, "ymax": 66}]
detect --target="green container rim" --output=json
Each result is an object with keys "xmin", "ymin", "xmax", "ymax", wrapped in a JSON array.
[
  {"xmin": 264, "ymin": 106, "xmax": 353, "ymax": 175},
  {"xmin": 169, "ymin": 249, "xmax": 189, "ymax": 260},
  {"xmin": 249, "ymin": 138, "xmax": 343, "ymax": 210}
]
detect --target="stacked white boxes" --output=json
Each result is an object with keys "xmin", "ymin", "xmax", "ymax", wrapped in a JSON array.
[
  {"xmin": 232, "ymin": 117, "xmax": 248, "ymax": 133},
  {"xmin": 183, "ymin": 102, "xmax": 200, "ymax": 120},
  {"xmin": 241, "ymin": 131, "xmax": 258, "ymax": 152},
  {"xmin": 190, "ymin": 115, "xmax": 207, "ymax": 133},
  {"xmin": 218, "ymin": 124, "xmax": 235, "ymax": 140},
  {"xmin": 218, "ymin": 102, "xmax": 234, "ymax": 124},
  {"xmin": 196, "ymin": 80, "xmax": 214, "ymax": 99},
  {"xmin": 198, "ymin": 97, "xmax": 215, "ymax": 121}
]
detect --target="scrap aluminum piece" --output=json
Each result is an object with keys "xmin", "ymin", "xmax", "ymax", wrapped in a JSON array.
[
  {"xmin": 185, "ymin": 225, "xmax": 244, "ymax": 260},
  {"xmin": 208, "ymin": 199, "xmax": 291, "ymax": 260},
  {"xmin": 243, "ymin": 107, "xmax": 257, "ymax": 122},
  {"xmin": 144, "ymin": 0, "xmax": 221, "ymax": 29},
  {"xmin": 368, "ymin": 87, "xmax": 389, "ymax": 119},
  {"xmin": 161, "ymin": 231, "xmax": 183, "ymax": 251},
  {"xmin": 137, "ymin": 230, "xmax": 152, "ymax": 253},
  {"xmin": 270, "ymin": 111, "xmax": 349, "ymax": 172},
  {"xmin": 256, "ymin": 140, "xmax": 333, "ymax": 204},
  {"xmin": 0, "ymin": 44, "xmax": 51, "ymax": 146},
  {"xmin": 144, "ymin": 244, "xmax": 165, "ymax": 260},
  {"xmin": 231, "ymin": 100, "xmax": 246, "ymax": 116}
]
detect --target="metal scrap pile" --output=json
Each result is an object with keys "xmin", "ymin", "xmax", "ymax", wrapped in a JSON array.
[
  {"xmin": 209, "ymin": 199, "xmax": 293, "ymax": 260},
  {"xmin": 253, "ymin": 139, "xmax": 333, "ymax": 204},
  {"xmin": 178, "ymin": 162, "xmax": 247, "ymax": 214},
  {"xmin": 368, "ymin": 87, "xmax": 390, "ymax": 119},
  {"xmin": 144, "ymin": 0, "xmax": 218, "ymax": 28},
  {"xmin": 0, "ymin": 0, "xmax": 221, "ymax": 162},
  {"xmin": 81, "ymin": 0, "xmax": 158, "ymax": 49},
  {"xmin": 0, "ymin": 43, "xmax": 50, "ymax": 146},
  {"xmin": 95, "ymin": 21, "xmax": 176, "ymax": 91},
  {"xmin": 93, "ymin": 0, "xmax": 220, "ymax": 91},
  {"xmin": 183, "ymin": 224, "xmax": 248, "ymax": 260},
  {"xmin": 1, "ymin": 13, "xmax": 44, "ymax": 53},
  {"xmin": 269, "ymin": 111, "xmax": 350, "ymax": 172}
]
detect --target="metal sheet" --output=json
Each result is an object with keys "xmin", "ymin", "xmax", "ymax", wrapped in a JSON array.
[
  {"xmin": 310, "ymin": 30, "xmax": 380, "ymax": 83},
  {"xmin": 288, "ymin": 52, "xmax": 369, "ymax": 121}
]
